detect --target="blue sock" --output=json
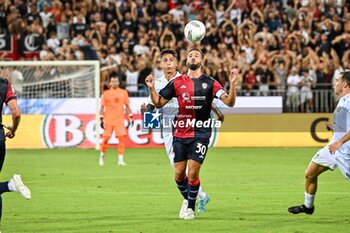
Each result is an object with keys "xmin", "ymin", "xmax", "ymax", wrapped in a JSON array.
[
  {"xmin": 175, "ymin": 175, "xmax": 188, "ymax": 200},
  {"xmin": 188, "ymin": 179, "xmax": 200, "ymax": 211},
  {"xmin": 0, "ymin": 182, "xmax": 9, "ymax": 194}
]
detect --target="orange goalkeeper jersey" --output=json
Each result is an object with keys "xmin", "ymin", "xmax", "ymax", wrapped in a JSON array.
[{"xmin": 101, "ymin": 88, "xmax": 130, "ymax": 127}]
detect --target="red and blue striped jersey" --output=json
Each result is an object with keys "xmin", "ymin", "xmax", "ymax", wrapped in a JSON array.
[{"xmin": 159, "ymin": 74, "xmax": 225, "ymax": 139}]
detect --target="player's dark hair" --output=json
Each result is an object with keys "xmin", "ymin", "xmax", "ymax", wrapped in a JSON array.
[
  {"xmin": 188, "ymin": 48, "xmax": 204, "ymax": 58},
  {"xmin": 160, "ymin": 49, "xmax": 177, "ymax": 58},
  {"xmin": 109, "ymin": 74, "xmax": 119, "ymax": 82},
  {"xmin": 341, "ymin": 71, "xmax": 350, "ymax": 86}
]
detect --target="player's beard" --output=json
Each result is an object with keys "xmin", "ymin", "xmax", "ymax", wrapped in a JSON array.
[{"xmin": 187, "ymin": 62, "xmax": 201, "ymax": 71}]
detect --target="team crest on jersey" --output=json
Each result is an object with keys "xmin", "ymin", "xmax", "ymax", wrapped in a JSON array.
[
  {"xmin": 182, "ymin": 92, "xmax": 190, "ymax": 101},
  {"xmin": 202, "ymin": 83, "xmax": 208, "ymax": 89}
]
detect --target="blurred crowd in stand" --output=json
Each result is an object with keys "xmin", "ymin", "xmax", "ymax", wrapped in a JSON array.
[{"xmin": 1, "ymin": 0, "xmax": 350, "ymax": 112}]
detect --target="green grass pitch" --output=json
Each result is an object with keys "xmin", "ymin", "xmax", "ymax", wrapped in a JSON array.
[{"xmin": 1, "ymin": 148, "xmax": 349, "ymax": 233}]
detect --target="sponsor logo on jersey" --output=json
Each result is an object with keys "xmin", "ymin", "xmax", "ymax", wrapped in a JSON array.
[
  {"xmin": 185, "ymin": 105, "xmax": 202, "ymax": 109},
  {"xmin": 191, "ymin": 96, "xmax": 206, "ymax": 100}
]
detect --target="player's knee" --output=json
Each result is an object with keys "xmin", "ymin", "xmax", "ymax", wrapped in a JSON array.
[
  {"xmin": 174, "ymin": 169, "xmax": 186, "ymax": 181},
  {"xmin": 174, "ymin": 172, "xmax": 186, "ymax": 182},
  {"xmin": 305, "ymin": 170, "xmax": 317, "ymax": 180},
  {"xmin": 102, "ymin": 137, "xmax": 110, "ymax": 143},
  {"xmin": 118, "ymin": 136, "xmax": 125, "ymax": 146},
  {"xmin": 187, "ymin": 169, "xmax": 199, "ymax": 181}
]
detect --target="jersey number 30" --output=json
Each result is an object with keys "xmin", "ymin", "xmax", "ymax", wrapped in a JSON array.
[{"xmin": 195, "ymin": 143, "xmax": 207, "ymax": 155}]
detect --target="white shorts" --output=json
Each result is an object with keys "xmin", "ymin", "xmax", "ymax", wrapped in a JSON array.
[
  {"xmin": 312, "ymin": 145, "xmax": 350, "ymax": 180},
  {"xmin": 163, "ymin": 133, "xmax": 175, "ymax": 167}
]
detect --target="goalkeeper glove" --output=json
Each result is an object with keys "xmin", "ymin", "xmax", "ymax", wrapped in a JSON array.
[
  {"xmin": 100, "ymin": 115, "xmax": 104, "ymax": 129},
  {"xmin": 126, "ymin": 114, "xmax": 134, "ymax": 128}
]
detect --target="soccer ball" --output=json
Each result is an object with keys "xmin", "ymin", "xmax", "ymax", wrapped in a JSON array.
[{"xmin": 184, "ymin": 20, "xmax": 206, "ymax": 43}]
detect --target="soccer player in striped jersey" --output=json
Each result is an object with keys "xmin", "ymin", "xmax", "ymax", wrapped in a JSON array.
[
  {"xmin": 145, "ymin": 48, "xmax": 237, "ymax": 219},
  {"xmin": 142, "ymin": 49, "xmax": 224, "ymax": 216}
]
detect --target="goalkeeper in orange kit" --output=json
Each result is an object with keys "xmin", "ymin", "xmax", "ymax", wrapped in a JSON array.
[{"xmin": 99, "ymin": 76, "xmax": 132, "ymax": 166}]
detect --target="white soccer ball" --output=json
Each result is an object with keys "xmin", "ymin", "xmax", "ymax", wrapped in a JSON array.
[{"xmin": 184, "ymin": 20, "xmax": 206, "ymax": 43}]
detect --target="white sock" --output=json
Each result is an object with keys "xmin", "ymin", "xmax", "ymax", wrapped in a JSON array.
[
  {"xmin": 100, "ymin": 152, "xmax": 104, "ymax": 157},
  {"xmin": 197, "ymin": 186, "xmax": 206, "ymax": 200},
  {"xmin": 8, "ymin": 179, "xmax": 17, "ymax": 192},
  {"xmin": 304, "ymin": 191, "xmax": 315, "ymax": 208},
  {"xmin": 118, "ymin": 155, "xmax": 124, "ymax": 162}
]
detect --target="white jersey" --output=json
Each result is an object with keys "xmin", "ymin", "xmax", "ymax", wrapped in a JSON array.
[
  {"xmin": 310, "ymin": 93, "xmax": 350, "ymax": 180},
  {"xmin": 312, "ymin": 94, "xmax": 350, "ymax": 180},
  {"xmin": 154, "ymin": 72, "xmax": 181, "ymax": 112},
  {"xmin": 148, "ymin": 72, "xmax": 181, "ymax": 166},
  {"xmin": 148, "ymin": 72, "xmax": 181, "ymax": 136},
  {"xmin": 332, "ymin": 93, "xmax": 350, "ymax": 153}
]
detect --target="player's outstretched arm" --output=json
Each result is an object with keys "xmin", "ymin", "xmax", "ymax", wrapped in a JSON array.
[
  {"xmin": 220, "ymin": 68, "xmax": 238, "ymax": 107},
  {"xmin": 5, "ymin": 99, "xmax": 21, "ymax": 139},
  {"xmin": 145, "ymin": 74, "xmax": 170, "ymax": 108}
]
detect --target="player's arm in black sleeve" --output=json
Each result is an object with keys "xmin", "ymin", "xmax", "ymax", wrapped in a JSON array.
[{"xmin": 145, "ymin": 74, "xmax": 175, "ymax": 108}]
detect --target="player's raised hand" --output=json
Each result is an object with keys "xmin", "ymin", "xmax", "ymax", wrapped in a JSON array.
[
  {"xmin": 145, "ymin": 74, "xmax": 155, "ymax": 88},
  {"xmin": 230, "ymin": 68, "xmax": 239, "ymax": 86}
]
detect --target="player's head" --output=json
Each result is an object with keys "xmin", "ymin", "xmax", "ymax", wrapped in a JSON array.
[
  {"xmin": 334, "ymin": 71, "xmax": 350, "ymax": 96},
  {"xmin": 186, "ymin": 48, "xmax": 204, "ymax": 71},
  {"xmin": 109, "ymin": 76, "xmax": 120, "ymax": 89},
  {"xmin": 160, "ymin": 49, "xmax": 178, "ymax": 74}
]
